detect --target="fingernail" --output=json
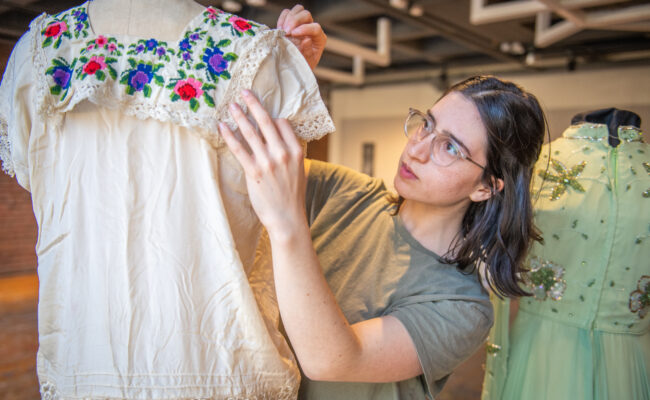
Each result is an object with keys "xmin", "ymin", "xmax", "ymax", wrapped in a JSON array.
[
  {"xmin": 241, "ymin": 89, "xmax": 252, "ymax": 97},
  {"xmin": 229, "ymin": 103, "xmax": 238, "ymax": 111}
]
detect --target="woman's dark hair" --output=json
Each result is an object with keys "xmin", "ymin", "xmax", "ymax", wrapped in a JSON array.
[{"xmin": 393, "ymin": 75, "xmax": 546, "ymax": 297}]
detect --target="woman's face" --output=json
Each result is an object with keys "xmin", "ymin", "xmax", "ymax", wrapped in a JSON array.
[{"xmin": 394, "ymin": 91, "xmax": 494, "ymax": 211}]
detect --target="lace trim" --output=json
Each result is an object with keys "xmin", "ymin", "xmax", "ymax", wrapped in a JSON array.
[
  {"xmin": 0, "ymin": 115, "xmax": 13, "ymax": 177},
  {"xmin": 40, "ymin": 380, "xmax": 297, "ymax": 400}
]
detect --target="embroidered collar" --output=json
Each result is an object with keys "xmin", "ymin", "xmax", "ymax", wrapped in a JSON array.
[{"xmin": 39, "ymin": 1, "xmax": 263, "ymax": 114}]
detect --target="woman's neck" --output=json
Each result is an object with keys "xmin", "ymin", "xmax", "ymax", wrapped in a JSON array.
[
  {"xmin": 88, "ymin": 0, "xmax": 204, "ymax": 40},
  {"xmin": 398, "ymin": 199, "xmax": 467, "ymax": 257}
]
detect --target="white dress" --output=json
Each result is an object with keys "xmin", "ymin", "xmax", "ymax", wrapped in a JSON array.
[{"xmin": 0, "ymin": 2, "xmax": 334, "ymax": 399}]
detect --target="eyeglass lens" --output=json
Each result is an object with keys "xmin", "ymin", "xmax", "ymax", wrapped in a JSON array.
[{"xmin": 405, "ymin": 112, "xmax": 461, "ymax": 167}]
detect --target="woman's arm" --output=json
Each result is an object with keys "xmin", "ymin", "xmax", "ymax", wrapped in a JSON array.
[{"xmin": 219, "ymin": 90, "xmax": 421, "ymax": 382}]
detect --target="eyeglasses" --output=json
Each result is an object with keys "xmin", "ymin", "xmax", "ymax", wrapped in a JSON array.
[{"xmin": 404, "ymin": 108, "xmax": 485, "ymax": 170}]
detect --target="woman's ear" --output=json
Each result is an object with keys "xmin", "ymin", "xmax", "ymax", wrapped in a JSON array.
[{"xmin": 469, "ymin": 177, "xmax": 504, "ymax": 202}]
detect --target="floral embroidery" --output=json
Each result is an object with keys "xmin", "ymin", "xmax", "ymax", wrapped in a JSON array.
[
  {"xmin": 167, "ymin": 71, "xmax": 215, "ymax": 112},
  {"xmin": 41, "ymin": 3, "xmax": 257, "ymax": 112},
  {"xmin": 222, "ymin": 15, "xmax": 259, "ymax": 37},
  {"xmin": 119, "ymin": 60, "xmax": 164, "ymax": 97},
  {"xmin": 629, "ymin": 275, "xmax": 650, "ymax": 319},
  {"xmin": 196, "ymin": 37, "xmax": 238, "ymax": 81},
  {"xmin": 42, "ymin": 5, "xmax": 90, "ymax": 48},
  {"xmin": 46, "ymin": 57, "xmax": 76, "ymax": 100},
  {"xmin": 523, "ymin": 257, "xmax": 566, "ymax": 301},
  {"xmin": 538, "ymin": 159, "xmax": 586, "ymax": 200}
]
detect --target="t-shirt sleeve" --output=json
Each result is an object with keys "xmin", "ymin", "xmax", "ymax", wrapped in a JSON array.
[
  {"xmin": 305, "ymin": 159, "xmax": 386, "ymax": 224},
  {"xmin": 390, "ymin": 298, "xmax": 493, "ymax": 397},
  {"xmin": 250, "ymin": 33, "xmax": 334, "ymax": 142},
  {"xmin": 0, "ymin": 29, "xmax": 36, "ymax": 190}
]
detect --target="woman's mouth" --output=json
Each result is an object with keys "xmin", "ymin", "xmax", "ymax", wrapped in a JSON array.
[{"xmin": 399, "ymin": 162, "xmax": 417, "ymax": 180}]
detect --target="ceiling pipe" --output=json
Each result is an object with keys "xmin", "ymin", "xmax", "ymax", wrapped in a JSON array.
[{"xmin": 314, "ymin": 18, "xmax": 390, "ymax": 85}]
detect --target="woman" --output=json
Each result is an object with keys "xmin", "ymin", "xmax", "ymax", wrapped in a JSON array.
[{"xmin": 219, "ymin": 75, "xmax": 546, "ymax": 398}]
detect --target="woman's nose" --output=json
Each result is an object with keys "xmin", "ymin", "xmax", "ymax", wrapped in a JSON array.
[{"xmin": 406, "ymin": 136, "xmax": 431, "ymax": 162}]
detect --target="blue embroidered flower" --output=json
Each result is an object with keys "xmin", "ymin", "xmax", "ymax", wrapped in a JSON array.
[
  {"xmin": 157, "ymin": 47, "xmax": 166, "ymax": 57},
  {"xmin": 146, "ymin": 39, "xmax": 158, "ymax": 50},
  {"xmin": 190, "ymin": 33, "xmax": 200, "ymax": 41},
  {"xmin": 203, "ymin": 47, "xmax": 228, "ymax": 75},
  {"xmin": 128, "ymin": 63, "xmax": 153, "ymax": 91},
  {"xmin": 73, "ymin": 10, "xmax": 87, "ymax": 22},
  {"xmin": 179, "ymin": 38, "xmax": 192, "ymax": 51},
  {"xmin": 52, "ymin": 66, "xmax": 73, "ymax": 89},
  {"xmin": 182, "ymin": 52, "xmax": 191, "ymax": 61}
]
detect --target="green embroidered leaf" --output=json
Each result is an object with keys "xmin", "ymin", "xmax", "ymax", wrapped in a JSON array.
[
  {"xmin": 106, "ymin": 57, "xmax": 117, "ymax": 63},
  {"xmin": 52, "ymin": 57, "xmax": 67, "ymax": 67},
  {"xmin": 153, "ymin": 75, "xmax": 164, "ymax": 86},
  {"xmin": 143, "ymin": 85, "xmax": 152, "ymax": 98},
  {"xmin": 128, "ymin": 58, "xmax": 137, "ymax": 68},
  {"xmin": 108, "ymin": 65, "xmax": 118, "ymax": 80},
  {"xmin": 221, "ymin": 70, "xmax": 231, "ymax": 80},
  {"xmin": 195, "ymin": 63, "xmax": 206, "ymax": 70},
  {"xmin": 54, "ymin": 37, "xmax": 63, "ymax": 49},
  {"xmin": 119, "ymin": 74, "xmax": 128, "ymax": 85},
  {"xmin": 207, "ymin": 37, "xmax": 215, "ymax": 47},
  {"xmin": 179, "ymin": 70, "xmax": 187, "ymax": 79},
  {"xmin": 203, "ymin": 83, "xmax": 215, "ymax": 91},
  {"xmin": 245, "ymin": 30, "xmax": 254, "ymax": 37},
  {"xmin": 43, "ymin": 36, "xmax": 53, "ymax": 48},
  {"xmin": 171, "ymin": 93, "xmax": 180, "ymax": 102},
  {"xmin": 95, "ymin": 70, "xmax": 105, "ymax": 81},
  {"xmin": 50, "ymin": 86, "xmax": 62, "ymax": 95},
  {"xmin": 153, "ymin": 63, "xmax": 165, "ymax": 73},
  {"xmin": 190, "ymin": 98, "xmax": 199, "ymax": 112},
  {"xmin": 224, "ymin": 53, "xmax": 237, "ymax": 61},
  {"xmin": 217, "ymin": 39, "xmax": 231, "ymax": 47},
  {"xmin": 79, "ymin": 56, "xmax": 88, "ymax": 63},
  {"xmin": 126, "ymin": 86, "xmax": 135, "ymax": 96},
  {"xmin": 204, "ymin": 92, "xmax": 215, "ymax": 107}
]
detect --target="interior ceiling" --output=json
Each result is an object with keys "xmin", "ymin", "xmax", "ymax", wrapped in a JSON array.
[{"xmin": 0, "ymin": 0, "xmax": 649, "ymax": 87}]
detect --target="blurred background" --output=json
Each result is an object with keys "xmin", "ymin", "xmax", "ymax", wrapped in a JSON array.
[{"xmin": 1, "ymin": 0, "xmax": 649, "ymax": 398}]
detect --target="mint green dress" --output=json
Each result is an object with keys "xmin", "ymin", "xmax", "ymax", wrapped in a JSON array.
[{"xmin": 482, "ymin": 122, "xmax": 650, "ymax": 400}]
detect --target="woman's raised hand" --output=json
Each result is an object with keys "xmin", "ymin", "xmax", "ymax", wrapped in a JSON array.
[
  {"xmin": 219, "ymin": 90, "xmax": 308, "ymax": 241},
  {"xmin": 277, "ymin": 5, "xmax": 326, "ymax": 70}
]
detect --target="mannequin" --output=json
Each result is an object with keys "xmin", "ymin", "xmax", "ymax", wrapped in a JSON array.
[
  {"xmin": 482, "ymin": 109, "xmax": 650, "ymax": 400},
  {"xmin": 0, "ymin": 1, "xmax": 334, "ymax": 398},
  {"xmin": 88, "ymin": 0, "xmax": 205, "ymax": 41}
]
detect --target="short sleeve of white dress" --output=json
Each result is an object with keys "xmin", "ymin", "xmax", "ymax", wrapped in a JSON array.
[{"xmin": 0, "ymin": 30, "xmax": 36, "ymax": 190}]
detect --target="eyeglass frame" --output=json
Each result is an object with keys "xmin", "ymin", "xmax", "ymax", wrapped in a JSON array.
[{"xmin": 403, "ymin": 108, "xmax": 486, "ymax": 170}]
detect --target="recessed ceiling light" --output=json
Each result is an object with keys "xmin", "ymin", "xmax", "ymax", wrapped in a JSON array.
[
  {"xmin": 389, "ymin": 0, "xmax": 409, "ymax": 10},
  {"xmin": 409, "ymin": 4, "xmax": 424, "ymax": 17},
  {"xmin": 246, "ymin": 0, "xmax": 266, "ymax": 6}
]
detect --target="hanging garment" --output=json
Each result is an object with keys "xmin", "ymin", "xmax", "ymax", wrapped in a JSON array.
[
  {"xmin": 482, "ymin": 110, "xmax": 650, "ymax": 400},
  {"xmin": 0, "ymin": 2, "xmax": 334, "ymax": 399}
]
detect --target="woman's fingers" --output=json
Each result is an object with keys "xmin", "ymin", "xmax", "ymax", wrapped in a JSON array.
[
  {"xmin": 219, "ymin": 122, "xmax": 255, "ymax": 172},
  {"xmin": 240, "ymin": 90, "xmax": 287, "ymax": 153},
  {"xmin": 227, "ymin": 101, "xmax": 269, "ymax": 160}
]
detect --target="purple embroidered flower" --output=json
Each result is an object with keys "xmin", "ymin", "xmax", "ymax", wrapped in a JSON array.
[
  {"xmin": 75, "ymin": 23, "xmax": 84, "ymax": 32},
  {"xmin": 203, "ymin": 47, "xmax": 228, "ymax": 75},
  {"xmin": 52, "ymin": 66, "xmax": 72, "ymax": 89},
  {"xmin": 146, "ymin": 39, "xmax": 158, "ymax": 50},
  {"xmin": 73, "ymin": 10, "xmax": 87, "ymax": 21},
  {"xmin": 179, "ymin": 38, "xmax": 192, "ymax": 51},
  {"xmin": 128, "ymin": 63, "xmax": 153, "ymax": 91},
  {"xmin": 182, "ymin": 52, "xmax": 191, "ymax": 61},
  {"xmin": 190, "ymin": 33, "xmax": 200, "ymax": 41},
  {"xmin": 156, "ymin": 47, "xmax": 166, "ymax": 56},
  {"xmin": 135, "ymin": 44, "xmax": 145, "ymax": 53}
]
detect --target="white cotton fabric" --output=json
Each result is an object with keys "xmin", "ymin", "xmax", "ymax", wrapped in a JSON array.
[{"xmin": 0, "ymin": 3, "xmax": 334, "ymax": 399}]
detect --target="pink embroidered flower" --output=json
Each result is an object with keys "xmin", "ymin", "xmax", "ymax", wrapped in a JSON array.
[
  {"xmin": 45, "ymin": 21, "xmax": 68, "ymax": 38},
  {"xmin": 173, "ymin": 78, "xmax": 203, "ymax": 101},
  {"xmin": 206, "ymin": 7, "xmax": 219, "ymax": 19},
  {"xmin": 107, "ymin": 43, "xmax": 117, "ymax": 53},
  {"xmin": 95, "ymin": 35, "xmax": 108, "ymax": 46},
  {"xmin": 87, "ymin": 44, "xmax": 95, "ymax": 51},
  {"xmin": 83, "ymin": 56, "xmax": 107, "ymax": 75},
  {"xmin": 228, "ymin": 15, "xmax": 252, "ymax": 32}
]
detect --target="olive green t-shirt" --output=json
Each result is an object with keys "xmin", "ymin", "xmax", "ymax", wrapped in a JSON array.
[{"xmin": 301, "ymin": 160, "xmax": 493, "ymax": 399}]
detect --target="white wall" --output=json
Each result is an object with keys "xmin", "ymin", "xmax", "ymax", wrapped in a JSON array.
[{"xmin": 328, "ymin": 65, "xmax": 650, "ymax": 190}]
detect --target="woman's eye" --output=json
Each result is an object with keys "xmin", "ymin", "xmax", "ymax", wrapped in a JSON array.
[{"xmin": 443, "ymin": 139, "xmax": 460, "ymax": 156}]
